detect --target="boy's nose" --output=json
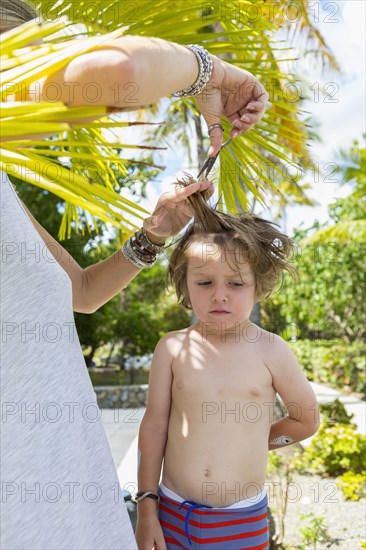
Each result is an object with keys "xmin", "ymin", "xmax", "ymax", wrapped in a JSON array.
[{"xmin": 211, "ymin": 289, "xmax": 228, "ymax": 303}]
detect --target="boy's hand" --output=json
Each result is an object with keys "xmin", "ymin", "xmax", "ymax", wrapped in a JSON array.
[{"xmin": 135, "ymin": 515, "xmax": 167, "ymax": 550}]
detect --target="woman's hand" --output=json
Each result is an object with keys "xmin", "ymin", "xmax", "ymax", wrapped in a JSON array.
[
  {"xmin": 143, "ymin": 179, "xmax": 214, "ymax": 244},
  {"xmin": 195, "ymin": 56, "xmax": 269, "ymax": 156}
]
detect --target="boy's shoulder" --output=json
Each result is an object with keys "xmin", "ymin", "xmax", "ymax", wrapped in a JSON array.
[
  {"xmin": 257, "ymin": 328, "xmax": 298, "ymax": 373},
  {"xmin": 257, "ymin": 327, "xmax": 290, "ymax": 357},
  {"xmin": 156, "ymin": 326, "xmax": 193, "ymax": 353},
  {"xmin": 159, "ymin": 326, "xmax": 192, "ymax": 341},
  {"xmin": 257, "ymin": 327, "xmax": 283, "ymax": 345}
]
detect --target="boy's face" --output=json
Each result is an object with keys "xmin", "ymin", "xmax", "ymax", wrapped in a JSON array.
[{"xmin": 186, "ymin": 240, "xmax": 256, "ymax": 330}]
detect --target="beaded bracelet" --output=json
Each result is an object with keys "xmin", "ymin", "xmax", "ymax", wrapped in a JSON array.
[
  {"xmin": 122, "ymin": 239, "xmax": 150, "ymax": 269},
  {"xmin": 121, "ymin": 228, "xmax": 165, "ymax": 269},
  {"xmin": 172, "ymin": 44, "xmax": 213, "ymax": 97}
]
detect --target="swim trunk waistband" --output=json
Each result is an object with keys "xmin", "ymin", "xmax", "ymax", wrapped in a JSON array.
[
  {"xmin": 159, "ymin": 482, "xmax": 267, "ymax": 509},
  {"xmin": 158, "ymin": 483, "xmax": 269, "ymax": 549}
]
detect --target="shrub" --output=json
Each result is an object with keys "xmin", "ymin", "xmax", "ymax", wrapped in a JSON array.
[
  {"xmin": 319, "ymin": 398, "xmax": 355, "ymax": 426},
  {"xmin": 288, "ymin": 339, "xmax": 365, "ymax": 394},
  {"xmin": 336, "ymin": 471, "xmax": 366, "ymax": 501},
  {"xmin": 298, "ymin": 513, "xmax": 331, "ymax": 549},
  {"xmin": 293, "ymin": 423, "xmax": 366, "ymax": 477}
]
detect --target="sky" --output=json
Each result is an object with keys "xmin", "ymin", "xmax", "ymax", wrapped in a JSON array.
[
  {"xmin": 283, "ymin": 0, "xmax": 365, "ymax": 234},
  {"xmin": 114, "ymin": 0, "xmax": 365, "ymax": 237}
]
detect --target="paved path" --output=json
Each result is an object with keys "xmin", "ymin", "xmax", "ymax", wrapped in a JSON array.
[
  {"xmin": 101, "ymin": 383, "xmax": 365, "ymax": 486},
  {"xmin": 101, "ymin": 406, "xmax": 145, "ymax": 489}
]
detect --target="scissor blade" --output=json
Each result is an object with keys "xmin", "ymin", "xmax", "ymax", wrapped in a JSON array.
[
  {"xmin": 197, "ymin": 154, "xmax": 219, "ymax": 179},
  {"xmin": 196, "ymin": 137, "xmax": 233, "ymax": 179},
  {"xmin": 197, "ymin": 159, "xmax": 210, "ymax": 179}
]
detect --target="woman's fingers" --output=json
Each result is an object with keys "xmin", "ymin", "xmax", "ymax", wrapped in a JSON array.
[
  {"xmin": 245, "ymin": 99, "xmax": 266, "ymax": 113},
  {"xmin": 230, "ymin": 105, "xmax": 265, "ymax": 137},
  {"xmin": 230, "ymin": 118, "xmax": 251, "ymax": 137},
  {"xmin": 207, "ymin": 125, "xmax": 224, "ymax": 156},
  {"xmin": 163, "ymin": 180, "xmax": 213, "ymax": 203}
]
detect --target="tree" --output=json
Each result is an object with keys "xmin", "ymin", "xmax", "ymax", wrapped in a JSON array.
[
  {"xmin": 261, "ymin": 138, "xmax": 366, "ymax": 342},
  {"xmin": 304, "ymin": 136, "xmax": 366, "ymax": 244}
]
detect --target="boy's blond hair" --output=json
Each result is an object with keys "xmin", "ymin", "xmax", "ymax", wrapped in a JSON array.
[{"xmin": 167, "ymin": 176, "xmax": 298, "ymax": 308}]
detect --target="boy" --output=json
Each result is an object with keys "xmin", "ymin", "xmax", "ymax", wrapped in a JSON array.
[{"xmin": 135, "ymin": 183, "xmax": 319, "ymax": 550}]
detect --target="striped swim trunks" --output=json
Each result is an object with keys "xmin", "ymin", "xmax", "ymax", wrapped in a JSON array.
[{"xmin": 158, "ymin": 483, "xmax": 269, "ymax": 549}]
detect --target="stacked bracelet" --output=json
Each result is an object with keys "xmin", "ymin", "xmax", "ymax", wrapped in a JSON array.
[
  {"xmin": 121, "ymin": 228, "xmax": 165, "ymax": 269},
  {"xmin": 172, "ymin": 44, "xmax": 213, "ymax": 97}
]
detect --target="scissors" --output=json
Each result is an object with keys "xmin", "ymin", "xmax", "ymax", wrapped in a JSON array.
[{"xmin": 197, "ymin": 137, "xmax": 233, "ymax": 180}]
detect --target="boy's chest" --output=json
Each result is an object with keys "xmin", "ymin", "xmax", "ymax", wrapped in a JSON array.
[{"xmin": 171, "ymin": 345, "xmax": 274, "ymax": 404}]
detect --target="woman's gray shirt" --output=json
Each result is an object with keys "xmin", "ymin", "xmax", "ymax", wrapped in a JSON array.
[{"xmin": 0, "ymin": 171, "xmax": 137, "ymax": 550}]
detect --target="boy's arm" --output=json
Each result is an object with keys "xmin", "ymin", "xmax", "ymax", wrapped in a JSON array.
[
  {"xmin": 136, "ymin": 334, "xmax": 174, "ymax": 549},
  {"xmin": 265, "ymin": 335, "xmax": 320, "ymax": 450}
]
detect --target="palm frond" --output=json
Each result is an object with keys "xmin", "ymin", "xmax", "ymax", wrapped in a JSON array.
[
  {"xmin": 302, "ymin": 220, "xmax": 366, "ymax": 244},
  {"xmin": 2, "ymin": 0, "xmax": 339, "ymax": 235},
  {"xmin": 0, "ymin": 21, "xmax": 165, "ymax": 237},
  {"xmin": 337, "ymin": 138, "xmax": 366, "ymax": 191}
]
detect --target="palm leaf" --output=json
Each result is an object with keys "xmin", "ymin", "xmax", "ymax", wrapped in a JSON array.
[
  {"xmin": 303, "ymin": 138, "xmax": 365, "ymax": 244},
  {"xmin": 0, "ymin": 21, "xmax": 165, "ymax": 237},
  {"xmin": 302, "ymin": 220, "xmax": 366, "ymax": 244},
  {"xmin": 2, "ymin": 0, "xmax": 339, "ymax": 236}
]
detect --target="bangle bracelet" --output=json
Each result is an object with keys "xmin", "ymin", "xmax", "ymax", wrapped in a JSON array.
[
  {"xmin": 135, "ymin": 491, "xmax": 159, "ymax": 503},
  {"xmin": 141, "ymin": 226, "xmax": 166, "ymax": 250},
  {"xmin": 122, "ymin": 239, "xmax": 156, "ymax": 269},
  {"xmin": 138, "ymin": 227, "xmax": 165, "ymax": 255},
  {"xmin": 121, "ymin": 228, "xmax": 166, "ymax": 269},
  {"xmin": 172, "ymin": 44, "xmax": 213, "ymax": 97}
]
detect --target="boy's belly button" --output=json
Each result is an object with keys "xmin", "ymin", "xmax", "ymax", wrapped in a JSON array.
[{"xmin": 204, "ymin": 468, "xmax": 210, "ymax": 477}]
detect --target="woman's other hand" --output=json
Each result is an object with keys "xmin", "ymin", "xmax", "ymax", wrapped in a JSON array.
[{"xmin": 196, "ymin": 56, "xmax": 269, "ymax": 156}]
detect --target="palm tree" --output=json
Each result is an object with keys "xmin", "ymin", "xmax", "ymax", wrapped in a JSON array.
[
  {"xmin": 303, "ymin": 136, "xmax": 366, "ymax": 244},
  {"xmin": 1, "ymin": 0, "xmax": 339, "ymax": 237}
]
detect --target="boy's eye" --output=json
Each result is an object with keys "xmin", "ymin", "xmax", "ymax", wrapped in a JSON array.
[{"xmin": 196, "ymin": 281, "xmax": 245, "ymax": 287}]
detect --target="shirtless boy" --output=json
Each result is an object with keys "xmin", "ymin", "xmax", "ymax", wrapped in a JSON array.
[{"xmin": 135, "ymin": 193, "xmax": 320, "ymax": 550}]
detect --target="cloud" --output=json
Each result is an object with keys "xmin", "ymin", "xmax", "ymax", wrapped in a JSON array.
[{"xmin": 343, "ymin": 1, "xmax": 365, "ymax": 47}]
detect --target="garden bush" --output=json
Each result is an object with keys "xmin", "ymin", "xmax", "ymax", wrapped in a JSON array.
[
  {"xmin": 319, "ymin": 398, "xmax": 356, "ymax": 426},
  {"xmin": 336, "ymin": 471, "xmax": 366, "ymax": 501},
  {"xmin": 292, "ymin": 422, "xmax": 366, "ymax": 477},
  {"xmin": 288, "ymin": 339, "xmax": 365, "ymax": 394}
]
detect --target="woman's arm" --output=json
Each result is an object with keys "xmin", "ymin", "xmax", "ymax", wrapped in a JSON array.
[
  {"xmin": 20, "ymin": 198, "xmax": 140, "ymax": 313},
  {"xmin": 32, "ymin": 35, "xmax": 268, "ymax": 154},
  {"xmin": 37, "ymin": 36, "xmax": 200, "ymax": 109},
  {"xmin": 20, "ymin": 179, "xmax": 213, "ymax": 313}
]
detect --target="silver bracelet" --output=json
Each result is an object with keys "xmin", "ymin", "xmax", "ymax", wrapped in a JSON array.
[
  {"xmin": 121, "ymin": 239, "xmax": 156, "ymax": 269},
  {"xmin": 172, "ymin": 44, "xmax": 213, "ymax": 97}
]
